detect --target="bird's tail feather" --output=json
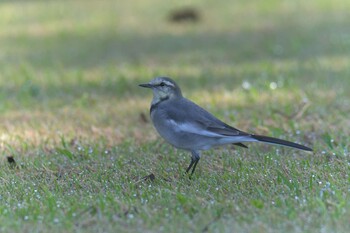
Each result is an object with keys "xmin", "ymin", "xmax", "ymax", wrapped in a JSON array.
[
  {"xmin": 233, "ymin": 142, "xmax": 248, "ymax": 148},
  {"xmin": 251, "ymin": 135, "xmax": 312, "ymax": 151}
]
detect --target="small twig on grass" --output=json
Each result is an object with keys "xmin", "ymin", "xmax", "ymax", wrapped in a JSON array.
[
  {"xmin": 273, "ymin": 101, "xmax": 310, "ymax": 120},
  {"xmin": 135, "ymin": 173, "xmax": 156, "ymax": 184},
  {"xmin": 201, "ymin": 208, "xmax": 224, "ymax": 232},
  {"xmin": 75, "ymin": 205, "xmax": 98, "ymax": 220},
  {"xmin": 293, "ymin": 101, "xmax": 311, "ymax": 120}
]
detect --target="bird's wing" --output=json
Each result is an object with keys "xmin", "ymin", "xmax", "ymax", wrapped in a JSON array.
[
  {"xmin": 164, "ymin": 98, "xmax": 249, "ymax": 137},
  {"xmin": 195, "ymin": 119, "xmax": 249, "ymax": 136}
]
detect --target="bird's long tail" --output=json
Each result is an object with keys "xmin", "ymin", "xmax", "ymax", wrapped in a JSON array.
[{"xmin": 251, "ymin": 135, "xmax": 312, "ymax": 151}]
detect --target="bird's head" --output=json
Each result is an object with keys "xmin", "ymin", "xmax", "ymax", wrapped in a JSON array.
[{"xmin": 139, "ymin": 77, "xmax": 182, "ymax": 103}]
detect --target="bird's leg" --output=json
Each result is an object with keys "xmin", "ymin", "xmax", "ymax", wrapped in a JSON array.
[
  {"xmin": 190, "ymin": 157, "xmax": 200, "ymax": 175},
  {"xmin": 186, "ymin": 151, "xmax": 200, "ymax": 176},
  {"xmin": 186, "ymin": 158, "xmax": 195, "ymax": 173}
]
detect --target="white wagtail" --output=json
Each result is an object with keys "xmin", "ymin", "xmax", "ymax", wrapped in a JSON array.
[{"xmin": 140, "ymin": 77, "xmax": 312, "ymax": 175}]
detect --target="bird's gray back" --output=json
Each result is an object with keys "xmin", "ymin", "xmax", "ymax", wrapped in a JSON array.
[{"xmin": 152, "ymin": 97, "xmax": 247, "ymax": 137}]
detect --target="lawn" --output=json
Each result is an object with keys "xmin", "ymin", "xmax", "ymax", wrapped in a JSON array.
[{"xmin": 0, "ymin": 0, "xmax": 349, "ymax": 232}]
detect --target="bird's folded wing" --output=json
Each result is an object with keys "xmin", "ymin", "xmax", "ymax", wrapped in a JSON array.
[
  {"xmin": 206, "ymin": 126, "xmax": 243, "ymax": 136},
  {"xmin": 165, "ymin": 98, "xmax": 249, "ymax": 137},
  {"xmin": 200, "ymin": 120, "xmax": 249, "ymax": 136},
  {"xmin": 169, "ymin": 119, "xmax": 248, "ymax": 138}
]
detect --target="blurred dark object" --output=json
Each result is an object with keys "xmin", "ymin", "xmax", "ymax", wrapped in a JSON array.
[
  {"xmin": 168, "ymin": 7, "xmax": 201, "ymax": 23},
  {"xmin": 7, "ymin": 156, "xmax": 17, "ymax": 168},
  {"xmin": 139, "ymin": 112, "xmax": 149, "ymax": 123},
  {"xmin": 143, "ymin": 173, "xmax": 155, "ymax": 182}
]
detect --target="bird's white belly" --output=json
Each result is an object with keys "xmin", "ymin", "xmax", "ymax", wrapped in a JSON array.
[
  {"xmin": 152, "ymin": 115, "xmax": 239, "ymax": 151},
  {"xmin": 151, "ymin": 114, "xmax": 200, "ymax": 150},
  {"xmin": 156, "ymin": 125, "xmax": 213, "ymax": 150}
]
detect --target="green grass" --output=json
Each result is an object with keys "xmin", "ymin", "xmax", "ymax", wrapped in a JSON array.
[{"xmin": 0, "ymin": 0, "xmax": 349, "ymax": 232}]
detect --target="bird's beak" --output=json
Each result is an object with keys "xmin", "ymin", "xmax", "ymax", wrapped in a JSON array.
[{"xmin": 139, "ymin": 83, "xmax": 153, "ymax": 88}]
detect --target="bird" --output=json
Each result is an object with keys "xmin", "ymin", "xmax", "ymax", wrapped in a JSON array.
[{"xmin": 139, "ymin": 77, "xmax": 312, "ymax": 176}]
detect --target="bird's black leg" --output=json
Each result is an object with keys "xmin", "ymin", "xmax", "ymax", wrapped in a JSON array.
[
  {"xmin": 190, "ymin": 157, "xmax": 200, "ymax": 175},
  {"xmin": 186, "ymin": 158, "xmax": 195, "ymax": 173},
  {"xmin": 185, "ymin": 151, "xmax": 200, "ymax": 176}
]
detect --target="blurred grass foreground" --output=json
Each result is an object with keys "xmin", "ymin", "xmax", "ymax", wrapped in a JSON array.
[{"xmin": 0, "ymin": 0, "xmax": 349, "ymax": 232}]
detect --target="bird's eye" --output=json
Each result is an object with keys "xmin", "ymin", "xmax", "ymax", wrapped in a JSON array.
[{"xmin": 159, "ymin": 82, "xmax": 165, "ymax": 87}]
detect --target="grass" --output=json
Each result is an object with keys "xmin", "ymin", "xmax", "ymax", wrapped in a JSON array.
[{"xmin": 0, "ymin": 0, "xmax": 349, "ymax": 232}]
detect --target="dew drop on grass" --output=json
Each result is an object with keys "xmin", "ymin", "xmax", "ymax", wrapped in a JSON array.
[
  {"xmin": 242, "ymin": 81, "xmax": 251, "ymax": 90},
  {"xmin": 269, "ymin": 82, "xmax": 277, "ymax": 90},
  {"xmin": 88, "ymin": 147, "xmax": 93, "ymax": 154}
]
